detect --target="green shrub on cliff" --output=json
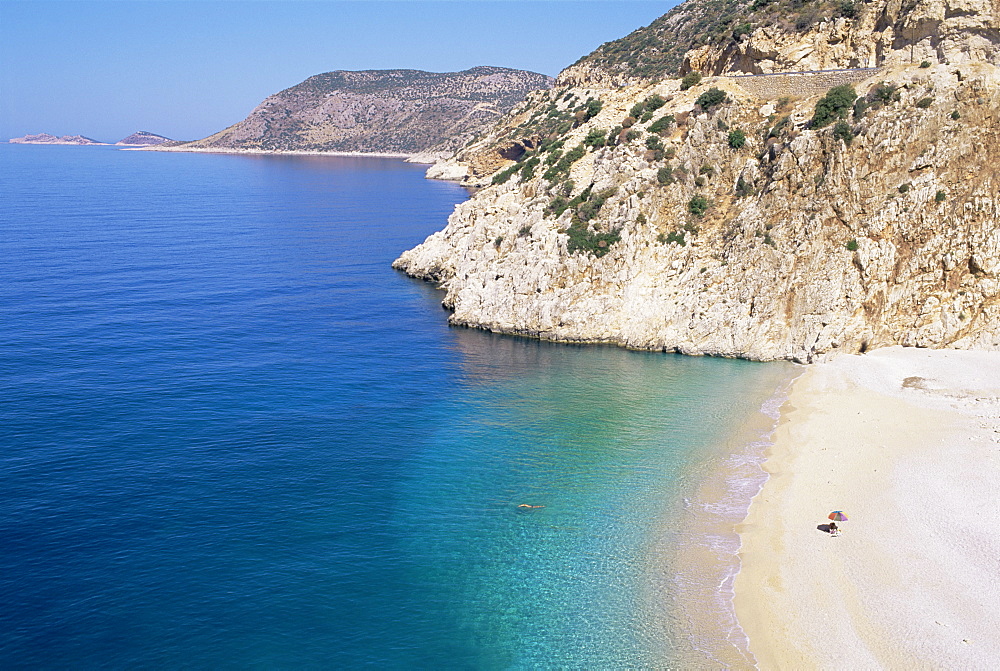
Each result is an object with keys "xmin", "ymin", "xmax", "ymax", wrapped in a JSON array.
[
  {"xmin": 871, "ymin": 82, "xmax": 899, "ymax": 106},
  {"xmin": 680, "ymin": 72, "xmax": 702, "ymax": 90},
  {"xmin": 811, "ymin": 85, "xmax": 856, "ymax": 128},
  {"xmin": 659, "ymin": 230, "xmax": 687, "ymax": 246},
  {"xmin": 543, "ymin": 143, "xmax": 586, "ymax": 182},
  {"xmin": 832, "ymin": 121, "xmax": 854, "ymax": 145},
  {"xmin": 838, "ymin": 1, "xmax": 857, "ymax": 18},
  {"xmin": 695, "ymin": 88, "xmax": 727, "ymax": 110},
  {"xmin": 566, "ymin": 186, "xmax": 590, "ymax": 210},
  {"xmin": 854, "ymin": 82, "xmax": 897, "ymax": 120},
  {"xmin": 648, "ymin": 115, "xmax": 675, "ymax": 134},
  {"xmin": 492, "ymin": 163, "xmax": 520, "ymax": 185},
  {"xmin": 546, "ymin": 184, "xmax": 617, "ymax": 225},
  {"xmin": 579, "ymin": 187, "xmax": 617, "ymax": 222},
  {"xmin": 767, "ymin": 116, "xmax": 790, "ymax": 138},
  {"xmin": 688, "ymin": 195, "xmax": 710, "ymax": 216},
  {"xmin": 492, "ymin": 156, "xmax": 541, "ymax": 185},
  {"xmin": 585, "ymin": 129, "xmax": 608, "ymax": 148},
  {"xmin": 732, "ymin": 22, "xmax": 752, "ymax": 40},
  {"xmin": 630, "ymin": 94, "xmax": 668, "ymax": 124},
  {"xmin": 735, "ymin": 175, "xmax": 754, "ymax": 197},
  {"xmin": 540, "ymin": 138, "xmax": 565, "ymax": 154},
  {"xmin": 728, "ymin": 128, "xmax": 746, "ymax": 149},
  {"xmin": 578, "ymin": 98, "xmax": 603, "ymax": 123},
  {"xmin": 563, "ymin": 143, "xmax": 586, "ymax": 163},
  {"xmin": 644, "ymin": 94, "xmax": 666, "ymax": 112},
  {"xmin": 547, "ymin": 196, "xmax": 569, "ymax": 218},
  {"xmin": 852, "ymin": 98, "xmax": 869, "ymax": 120},
  {"xmin": 566, "ymin": 221, "xmax": 621, "ymax": 257},
  {"xmin": 520, "ymin": 156, "xmax": 540, "ymax": 180}
]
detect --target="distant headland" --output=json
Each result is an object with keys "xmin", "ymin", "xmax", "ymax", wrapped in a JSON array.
[{"xmin": 159, "ymin": 66, "xmax": 554, "ymax": 161}]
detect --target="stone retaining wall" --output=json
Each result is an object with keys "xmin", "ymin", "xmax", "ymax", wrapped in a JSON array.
[{"xmin": 726, "ymin": 68, "xmax": 884, "ymax": 100}]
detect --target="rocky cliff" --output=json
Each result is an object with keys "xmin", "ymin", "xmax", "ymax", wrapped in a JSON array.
[
  {"xmin": 562, "ymin": 0, "xmax": 1000, "ymax": 85},
  {"xmin": 174, "ymin": 67, "xmax": 553, "ymax": 157},
  {"xmin": 396, "ymin": 0, "xmax": 1000, "ymax": 362}
]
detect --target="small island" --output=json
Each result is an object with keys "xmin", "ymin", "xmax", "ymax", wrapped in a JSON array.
[
  {"xmin": 9, "ymin": 133, "xmax": 106, "ymax": 145},
  {"xmin": 115, "ymin": 131, "xmax": 172, "ymax": 146}
]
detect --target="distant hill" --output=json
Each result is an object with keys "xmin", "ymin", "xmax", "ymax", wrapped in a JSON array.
[
  {"xmin": 116, "ymin": 131, "xmax": 172, "ymax": 146},
  {"xmin": 175, "ymin": 66, "xmax": 554, "ymax": 156},
  {"xmin": 10, "ymin": 133, "xmax": 105, "ymax": 145}
]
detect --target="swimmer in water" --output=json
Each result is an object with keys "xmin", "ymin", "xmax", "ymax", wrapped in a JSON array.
[{"xmin": 517, "ymin": 504, "xmax": 545, "ymax": 509}]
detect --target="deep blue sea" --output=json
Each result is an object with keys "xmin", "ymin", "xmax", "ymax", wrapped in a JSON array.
[{"xmin": 0, "ymin": 144, "xmax": 789, "ymax": 668}]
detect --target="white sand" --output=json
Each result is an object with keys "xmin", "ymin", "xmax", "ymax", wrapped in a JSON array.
[{"xmin": 735, "ymin": 346, "xmax": 1000, "ymax": 669}]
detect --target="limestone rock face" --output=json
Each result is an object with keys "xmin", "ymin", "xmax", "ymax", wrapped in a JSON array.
[
  {"xmin": 399, "ymin": 53, "xmax": 1000, "ymax": 360},
  {"xmin": 560, "ymin": 0, "xmax": 1000, "ymax": 86},
  {"xmin": 685, "ymin": 0, "xmax": 1000, "ymax": 75}
]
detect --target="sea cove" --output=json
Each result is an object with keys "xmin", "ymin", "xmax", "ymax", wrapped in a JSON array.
[{"xmin": 0, "ymin": 145, "xmax": 791, "ymax": 667}]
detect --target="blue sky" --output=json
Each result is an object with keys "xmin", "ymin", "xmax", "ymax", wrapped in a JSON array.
[{"xmin": 1, "ymin": 1, "xmax": 677, "ymax": 142}]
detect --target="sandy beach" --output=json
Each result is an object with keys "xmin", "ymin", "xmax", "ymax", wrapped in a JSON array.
[{"xmin": 735, "ymin": 346, "xmax": 1000, "ymax": 668}]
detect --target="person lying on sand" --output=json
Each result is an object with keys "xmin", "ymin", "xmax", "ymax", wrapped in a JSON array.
[{"xmin": 829, "ymin": 522, "xmax": 841, "ymax": 536}]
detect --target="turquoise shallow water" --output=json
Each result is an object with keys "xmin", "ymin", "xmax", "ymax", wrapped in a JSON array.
[{"xmin": 0, "ymin": 144, "xmax": 788, "ymax": 668}]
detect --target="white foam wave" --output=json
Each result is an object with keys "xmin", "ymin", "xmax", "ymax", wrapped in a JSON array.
[{"xmin": 675, "ymin": 369, "xmax": 801, "ymax": 669}]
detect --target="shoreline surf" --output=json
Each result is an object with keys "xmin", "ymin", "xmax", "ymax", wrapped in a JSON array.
[{"xmin": 657, "ymin": 362, "xmax": 799, "ymax": 668}]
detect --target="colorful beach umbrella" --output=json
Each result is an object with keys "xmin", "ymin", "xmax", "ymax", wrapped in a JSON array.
[{"xmin": 828, "ymin": 511, "xmax": 848, "ymax": 522}]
